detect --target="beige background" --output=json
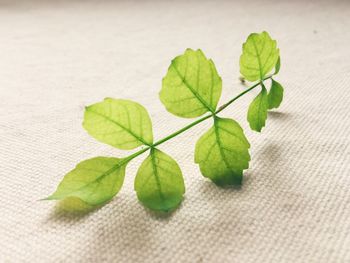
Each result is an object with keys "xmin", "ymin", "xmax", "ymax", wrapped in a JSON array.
[{"xmin": 1, "ymin": 0, "xmax": 350, "ymax": 262}]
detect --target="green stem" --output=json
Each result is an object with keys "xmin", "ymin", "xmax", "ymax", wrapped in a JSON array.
[
  {"xmin": 124, "ymin": 75, "xmax": 272, "ymax": 163},
  {"xmin": 124, "ymin": 146, "xmax": 150, "ymax": 162},
  {"xmin": 217, "ymin": 75, "xmax": 272, "ymax": 114},
  {"xmin": 152, "ymin": 114, "xmax": 213, "ymax": 147}
]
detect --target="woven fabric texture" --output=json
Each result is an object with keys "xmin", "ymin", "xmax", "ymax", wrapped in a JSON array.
[{"xmin": 1, "ymin": 0, "xmax": 350, "ymax": 262}]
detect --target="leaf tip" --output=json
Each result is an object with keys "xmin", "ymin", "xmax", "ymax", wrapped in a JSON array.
[
  {"xmin": 250, "ymin": 123, "xmax": 264, "ymax": 133},
  {"xmin": 40, "ymin": 194, "xmax": 57, "ymax": 201},
  {"xmin": 239, "ymin": 76, "xmax": 246, "ymax": 84},
  {"xmin": 84, "ymin": 105, "xmax": 92, "ymax": 112},
  {"xmin": 103, "ymin": 97, "xmax": 113, "ymax": 102},
  {"xmin": 196, "ymin": 48, "xmax": 206, "ymax": 58},
  {"xmin": 185, "ymin": 47, "xmax": 194, "ymax": 53}
]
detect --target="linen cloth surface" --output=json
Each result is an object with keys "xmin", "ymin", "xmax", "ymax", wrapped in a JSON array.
[{"xmin": 0, "ymin": 0, "xmax": 350, "ymax": 262}]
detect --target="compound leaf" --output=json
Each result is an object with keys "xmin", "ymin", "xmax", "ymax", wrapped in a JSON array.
[
  {"xmin": 83, "ymin": 98, "xmax": 153, "ymax": 150},
  {"xmin": 46, "ymin": 157, "xmax": 127, "ymax": 206},
  {"xmin": 240, "ymin": 31, "xmax": 279, "ymax": 81},
  {"xmin": 195, "ymin": 118, "xmax": 250, "ymax": 186},
  {"xmin": 268, "ymin": 79, "xmax": 284, "ymax": 109},
  {"xmin": 247, "ymin": 86, "xmax": 268, "ymax": 132},
  {"xmin": 160, "ymin": 49, "xmax": 222, "ymax": 118},
  {"xmin": 134, "ymin": 149, "xmax": 185, "ymax": 212}
]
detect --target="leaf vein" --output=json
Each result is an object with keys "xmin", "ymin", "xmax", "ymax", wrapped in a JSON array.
[
  {"xmin": 86, "ymin": 108, "xmax": 149, "ymax": 145},
  {"xmin": 171, "ymin": 62, "xmax": 214, "ymax": 113}
]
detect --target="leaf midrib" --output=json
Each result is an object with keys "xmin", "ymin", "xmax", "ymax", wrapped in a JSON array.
[
  {"xmin": 150, "ymin": 149, "xmax": 166, "ymax": 204},
  {"xmin": 251, "ymin": 36, "xmax": 264, "ymax": 80},
  {"xmin": 256, "ymin": 87, "xmax": 266, "ymax": 131},
  {"xmin": 213, "ymin": 120, "xmax": 233, "ymax": 172},
  {"xmin": 51, "ymin": 158, "xmax": 127, "ymax": 201},
  {"xmin": 86, "ymin": 108, "xmax": 150, "ymax": 146},
  {"xmin": 171, "ymin": 58, "xmax": 214, "ymax": 113}
]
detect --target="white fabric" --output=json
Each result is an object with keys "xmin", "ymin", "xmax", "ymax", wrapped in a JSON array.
[{"xmin": 1, "ymin": 0, "xmax": 350, "ymax": 262}]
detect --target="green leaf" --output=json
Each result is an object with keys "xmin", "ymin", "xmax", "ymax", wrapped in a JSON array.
[
  {"xmin": 134, "ymin": 149, "xmax": 185, "ymax": 212},
  {"xmin": 46, "ymin": 157, "xmax": 127, "ymax": 206},
  {"xmin": 240, "ymin": 31, "xmax": 279, "ymax": 81},
  {"xmin": 247, "ymin": 86, "xmax": 268, "ymax": 132},
  {"xmin": 194, "ymin": 117, "xmax": 250, "ymax": 186},
  {"xmin": 83, "ymin": 98, "xmax": 153, "ymax": 150},
  {"xmin": 268, "ymin": 79, "xmax": 284, "ymax": 109},
  {"xmin": 160, "ymin": 49, "xmax": 222, "ymax": 118},
  {"xmin": 274, "ymin": 56, "xmax": 281, "ymax": 75},
  {"xmin": 56, "ymin": 197, "xmax": 95, "ymax": 213}
]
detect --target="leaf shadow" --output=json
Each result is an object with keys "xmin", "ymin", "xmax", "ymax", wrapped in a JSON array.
[
  {"xmin": 73, "ymin": 198, "xmax": 184, "ymax": 262},
  {"xmin": 268, "ymin": 111, "xmax": 292, "ymax": 120},
  {"xmin": 143, "ymin": 201, "xmax": 184, "ymax": 220},
  {"xmin": 258, "ymin": 143, "xmax": 282, "ymax": 164},
  {"xmin": 197, "ymin": 179, "xmax": 245, "ymax": 205},
  {"xmin": 44, "ymin": 197, "xmax": 105, "ymax": 224},
  {"xmin": 193, "ymin": 142, "xmax": 309, "ymax": 237},
  {"xmin": 41, "ymin": 142, "xmax": 304, "ymax": 262}
]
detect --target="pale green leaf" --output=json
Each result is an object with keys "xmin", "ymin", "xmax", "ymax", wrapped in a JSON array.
[
  {"xmin": 83, "ymin": 98, "xmax": 153, "ymax": 150},
  {"xmin": 268, "ymin": 79, "xmax": 284, "ymax": 109},
  {"xmin": 194, "ymin": 118, "xmax": 250, "ymax": 186},
  {"xmin": 134, "ymin": 149, "xmax": 185, "ymax": 211},
  {"xmin": 160, "ymin": 49, "xmax": 222, "ymax": 118},
  {"xmin": 46, "ymin": 157, "xmax": 127, "ymax": 206},
  {"xmin": 274, "ymin": 56, "xmax": 281, "ymax": 75},
  {"xmin": 247, "ymin": 86, "xmax": 268, "ymax": 132},
  {"xmin": 240, "ymin": 31, "xmax": 280, "ymax": 81},
  {"xmin": 56, "ymin": 197, "xmax": 95, "ymax": 213}
]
